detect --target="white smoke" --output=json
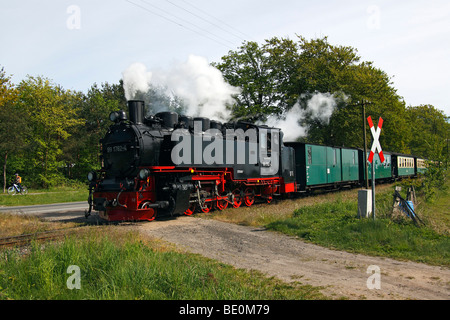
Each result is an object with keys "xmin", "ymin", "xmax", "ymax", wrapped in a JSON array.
[
  {"xmin": 122, "ymin": 59, "xmax": 339, "ymax": 140},
  {"xmin": 122, "ymin": 62, "xmax": 152, "ymax": 101},
  {"xmin": 266, "ymin": 103, "xmax": 307, "ymax": 140},
  {"xmin": 266, "ymin": 92, "xmax": 338, "ymax": 141},
  {"xmin": 122, "ymin": 55, "xmax": 240, "ymax": 122},
  {"xmin": 304, "ymin": 92, "xmax": 337, "ymax": 124},
  {"xmin": 152, "ymin": 55, "xmax": 240, "ymax": 121}
]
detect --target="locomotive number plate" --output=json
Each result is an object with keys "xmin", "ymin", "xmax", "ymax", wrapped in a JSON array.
[{"xmin": 107, "ymin": 145, "xmax": 128, "ymax": 153}]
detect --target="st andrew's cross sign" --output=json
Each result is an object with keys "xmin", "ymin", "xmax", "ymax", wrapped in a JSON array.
[
  {"xmin": 367, "ymin": 116, "xmax": 385, "ymax": 164},
  {"xmin": 366, "ymin": 116, "xmax": 384, "ymax": 220}
]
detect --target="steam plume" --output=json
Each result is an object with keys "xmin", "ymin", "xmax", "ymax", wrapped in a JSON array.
[
  {"xmin": 266, "ymin": 92, "xmax": 339, "ymax": 141},
  {"xmin": 122, "ymin": 55, "xmax": 240, "ymax": 122},
  {"xmin": 122, "ymin": 62, "xmax": 152, "ymax": 101}
]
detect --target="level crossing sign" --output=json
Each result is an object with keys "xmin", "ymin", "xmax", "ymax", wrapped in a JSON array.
[{"xmin": 367, "ymin": 116, "xmax": 385, "ymax": 164}]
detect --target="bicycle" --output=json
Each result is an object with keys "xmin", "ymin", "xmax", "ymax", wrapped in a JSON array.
[{"xmin": 7, "ymin": 183, "xmax": 28, "ymax": 195}]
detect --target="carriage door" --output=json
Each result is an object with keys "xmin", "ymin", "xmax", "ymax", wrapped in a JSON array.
[{"xmin": 326, "ymin": 147, "xmax": 342, "ymax": 184}]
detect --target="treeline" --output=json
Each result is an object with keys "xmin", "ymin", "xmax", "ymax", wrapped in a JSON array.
[
  {"xmin": 1, "ymin": 36, "xmax": 448, "ymax": 190},
  {"xmin": 0, "ymin": 71, "xmax": 127, "ymax": 190},
  {"xmin": 214, "ymin": 36, "xmax": 449, "ymax": 157}
]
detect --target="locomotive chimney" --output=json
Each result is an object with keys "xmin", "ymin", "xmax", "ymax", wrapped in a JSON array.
[{"xmin": 128, "ymin": 100, "xmax": 145, "ymax": 124}]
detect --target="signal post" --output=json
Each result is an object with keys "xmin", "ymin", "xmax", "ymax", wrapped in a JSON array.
[{"xmin": 358, "ymin": 116, "xmax": 384, "ymax": 220}]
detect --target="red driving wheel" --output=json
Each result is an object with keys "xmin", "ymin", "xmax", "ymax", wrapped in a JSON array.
[
  {"xmin": 244, "ymin": 187, "xmax": 255, "ymax": 207},
  {"xmin": 232, "ymin": 189, "xmax": 242, "ymax": 208}
]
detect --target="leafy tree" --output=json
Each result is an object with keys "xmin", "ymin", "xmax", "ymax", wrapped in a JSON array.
[
  {"xmin": 59, "ymin": 90, "xmax": 87, "ymax": 180},
  {"xmin": 296, "ymin": 36, "xmax": 361, "ymax": 94},
  {"xmin": 73, "ymin": 81, "xmax": 127, "ymax": 177},
  {"xmin": 213, "ymin": 39, "xmax": 300, "ymax": 122},
  {"xmin": 0, "ymin": 67, "xmax": 28, "ymax": 192},
  {"xmin": 406, "ymin": 105, "xmax": 449, "ymax": 160},
  {"xmin": 295, "ymin": 37, "xmax": 411, "ymax": 152},
  {"xmin": 16, "ymin": 76, "xmax": 83, "ymax": 187},
  {"xmin": 215, "ymin": 36, "xmax": 412, "ymax": 153}
]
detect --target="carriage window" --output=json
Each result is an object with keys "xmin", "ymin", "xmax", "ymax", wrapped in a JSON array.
[
  {"xmin": 307, "ymin": 146, "xmax": 312, "ymax": 165},
  {"xmin": 333, "ymin": 149, "xmax": 337, "ymax": 166},
  {"xmin": 352, "ymin": 151, "xmax": 356, "ymax": 165}
]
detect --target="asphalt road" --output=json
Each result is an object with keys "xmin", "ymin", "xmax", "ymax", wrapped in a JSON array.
[{"xmin": 0, "ymin": 201, "xmax": 96, "ymax": 222}]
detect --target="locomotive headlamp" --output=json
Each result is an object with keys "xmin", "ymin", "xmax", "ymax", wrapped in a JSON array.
[
  {"xmin": 109, "ymin": 111, "xmax": 127, "ymax": 123},
  {"xmin": 109, "ymin": 111, "xmax": 119, "ymax": 122},
  {"xmin": 87, "ymin": 171, "xmax": 97, "ymax": 182},
  {"xmin": 139, "ymin": 168, "xmax": 150, "ymax": 180}
]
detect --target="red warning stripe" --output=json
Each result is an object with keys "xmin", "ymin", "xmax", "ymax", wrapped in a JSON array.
[
  {"xmin": 377, "ymin": 117, "xmax": 383, "ymax": 129},
  {"xmin": 379, "ymin": 150, "xmax": 385, "ymax": 163},
  {"xmin": 367, "ymin": 116, "xmax": 374, "ymax": 128},
  {"xmin": 368, "ymin": 150, "xmax": 385, "ymax": 164},
  {"xmin": 368, "ymin": 151, "xmax": 375, "ymax": 164}
]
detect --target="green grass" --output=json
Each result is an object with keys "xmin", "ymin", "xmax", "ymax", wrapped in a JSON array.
[
  {"xmin": 0, "ymin": 186, "xmax": 88, "ymax": 206},
  {"xmin": 0, "ymin": 227, "xmax": 326, "ymax": 300},
  {"xmin": 266, "ymin": 198, "xmax": 450, "ymax": 266}
]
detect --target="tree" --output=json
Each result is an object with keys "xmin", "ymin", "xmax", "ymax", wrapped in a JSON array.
[
  {"xmin": 16, "ymin": 76, "xmax": 83, "ymax": 187},
  {"xmin": 296, "ymin": 37, "xmax": 410, "ymax": 152},
  {"xmin": 59, "ymin": 90, "xmax": 86, "ymax": 180},
  {"xmin": 214, "ymin": 36, "xmax": 412, "ymax": 153},
  {"xmin": 406, "ymin": 105, "xmax": 449, "ymax": 160},
  {"xmin": 295, "ymin": 37, "xmax": 362, "ymax": 146},
  {"xmin": 213, "ymin": 39, "xmax": 300, "ymax": 122},
  {"xmin": 0, "ymin": 67, "xmax": 27, "ymax": 192},
  {"xmin": 296, "ymin": 36, "xmax": 361, "ymax": 94},
  {"xmin": 73, "ymin": 81, "xmax": 127, "ymax": 176}
]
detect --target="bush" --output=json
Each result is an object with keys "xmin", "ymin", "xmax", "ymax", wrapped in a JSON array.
[{"xmin": 420, "ymin": 162, "xmax": 448, "ymax": 203}]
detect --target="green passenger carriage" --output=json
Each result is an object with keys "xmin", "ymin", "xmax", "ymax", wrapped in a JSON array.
[
  {"xmin": 392, "ymin": 153, "xmax": 416, "ymax": 178},
  {"xmin": 363, "ymin": 152, "xmax": 393, "ymax": 182},
  {"xmin": 286, "ymin": 142, "xmax": 360, "ymax": 191}
]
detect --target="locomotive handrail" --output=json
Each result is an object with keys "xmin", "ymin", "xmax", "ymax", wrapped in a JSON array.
[{"xmin": 116, "ymin": 185, "xmax": 127, "ymax": 208}]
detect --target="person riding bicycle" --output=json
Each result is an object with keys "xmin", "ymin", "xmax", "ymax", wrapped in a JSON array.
[{"xmin": 14, "ymin": 173, "xmax": 23, "ymax": 192}]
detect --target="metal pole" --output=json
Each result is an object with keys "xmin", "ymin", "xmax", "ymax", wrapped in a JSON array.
[
  {"xmin": 362, "ymin": 101, "xmax": 369, "ymax": 189},
  {"xmin": 372, "ymin": 157, "xmax": 376, "ymax": 220}
]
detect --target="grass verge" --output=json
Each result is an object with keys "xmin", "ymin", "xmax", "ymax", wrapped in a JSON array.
[
  {"xmin": 0, "ymin": 186, "xmax": 88, "ymax": 207},
  {"xmin": 201, "ymin": 178, "xmax": 450, "ymax": 267},
  {"xmin": 0, "ymin": 219, "xmax": 326, "ymax": 300},
  {"xmin": 267, "ymin": 198, "xmax": 449, "ymax": 266}
]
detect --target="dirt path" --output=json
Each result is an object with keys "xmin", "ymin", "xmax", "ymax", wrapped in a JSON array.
[{"xmin": 138, "ymin": 216, "xmax": 450, "ymax": 300}]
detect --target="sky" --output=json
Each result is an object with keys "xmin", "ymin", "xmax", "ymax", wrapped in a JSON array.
[{"xmin": 1, "ymin": 0, "xmax": 449, "ymax": 116}]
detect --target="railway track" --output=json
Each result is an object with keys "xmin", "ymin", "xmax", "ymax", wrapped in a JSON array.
[{"xmin": 0, "ymin": 227, "xmax": 83, "ymax": 248}]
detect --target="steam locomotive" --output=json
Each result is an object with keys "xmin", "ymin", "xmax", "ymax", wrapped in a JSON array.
[{"xmin": 86, "ymin": 100, "xmax": 425, "ymax": 221}]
